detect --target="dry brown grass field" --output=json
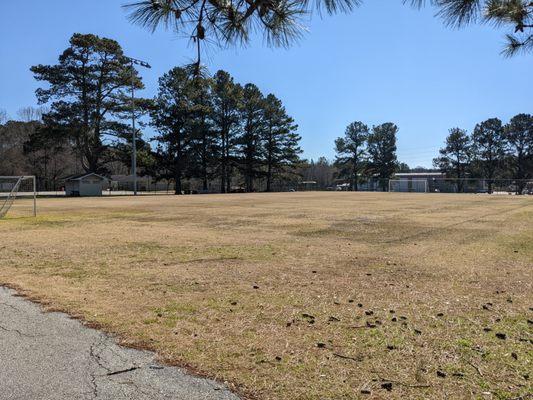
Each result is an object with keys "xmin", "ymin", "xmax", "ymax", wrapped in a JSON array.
[{"xmin": 1, "ymin": 192, "xmax": 532, "ymax": 399}]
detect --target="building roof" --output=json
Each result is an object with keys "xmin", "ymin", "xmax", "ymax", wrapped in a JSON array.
[{"xmin": 64, "ymin": 173, "xmax": 108, "ymax": 181}]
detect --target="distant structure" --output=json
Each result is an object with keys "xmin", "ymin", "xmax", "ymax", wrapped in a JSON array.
[
  {"xmin": 392, "ymin": 172, "xmax": 445, "ymax": 193},
  {"xmin": 110, "ymin": 175, "xmax": 168, "ymax": 192},
  {"xmin": 65, "ymin": 173, "xmax": 108, "ymax": 197}
]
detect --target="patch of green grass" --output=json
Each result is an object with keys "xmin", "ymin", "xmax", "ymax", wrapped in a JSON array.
[
  {"xmin": 126, "ymin": 242, "xmax": 281, "ymax": 264},
  {"xmin": 153, "ymin": 302, "xmax": 199, "ymax": 316},
  {"xmin": 457, "ymin": 338, "xmax": 474, "ymax": 348}
]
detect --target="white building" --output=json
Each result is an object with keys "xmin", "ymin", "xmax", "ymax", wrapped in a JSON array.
[{"xmin": 64, "ymin": 173, "xmax": 108, "ymax": 197}]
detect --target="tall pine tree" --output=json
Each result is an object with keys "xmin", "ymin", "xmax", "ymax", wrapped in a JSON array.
[
  {"xmin": 505, "ymin": 114, "xmax": 532, "ymax": 193},
  {"xmin": 367, "ymin": 123, "xmax": 398, "ymax": 191},
  {"xmin": 151, "ymin": 67, "xmax": 198, "ymax": 194},
  {"xmin": 433, "ymin": 128, "xmax": 471, "ymax": 192},
  {"xmin": 31, "ymin": 33, "xmax": 145, "ymax": 173},
  {"xmin": 262, "ymin": 94, "xmax": 301, "ymax": 192},
  {"xmin": 211, "ymin": 71, "xmax": 243, "ymax": 193},
  {"xmin": 334, "ymin": 121, "xmax": 369, "ymax": 191},
  {"xmin": 238, "ymin": 84, "xmax": 265, "ymax": 192},
  {"xmin": 472, "ymin": 118, "xmax": 505, "ymax": 193}
]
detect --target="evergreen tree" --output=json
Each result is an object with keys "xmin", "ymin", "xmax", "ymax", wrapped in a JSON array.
[
  {"xmin": 433, "ymin": 127, "xmax": 471, "ymax": 192},
  {"xmin": 31, "ymin": 33, "xmax": 145, "ymax": 173},
  {"xmin": 472, "ymin": 118, "xmax": 506, "ymax": 193},
  {"xmin": 334, "ymin": 121, "xmax": 369, "ymax": 191},
  {"xmin": 211, "ymin": 71, "xmax": 243, "ymax": 193},
  {"xmin": 125, "ymin": 0, "xmax": 360, "ymax": 71},
  {"xmin": 367, "ymin": 123, "xmax": 398, "ymax": 190},
  {"xmin": 505, "ymin": 113, "xmax": 533, "ymax": 193},
  {"xmin": 238, "ymin": 84, "xmax": 265, "ymax": 192},
  {"xmin": 150, "ymin": 67, "xmax": 198, "ymax": 194},
  {"xmin": 262, "ymin": 94, "xmax": 301, "ymax": 192},
  {"xmin": 188, "ymin": 73, "xmax": 214, "ymax": 191},
  {"xmin": 410, "ymin": 0, "xmax": 532, "ymax": 56}
]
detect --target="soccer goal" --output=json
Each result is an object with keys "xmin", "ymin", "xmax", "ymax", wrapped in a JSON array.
[
  {"xmin": 389, "ymin": 179, "xmax": 428, "ymax": 193},
  {"xmin": 0, "ymin": 176, "xmax": 37, "ymax": 218}
]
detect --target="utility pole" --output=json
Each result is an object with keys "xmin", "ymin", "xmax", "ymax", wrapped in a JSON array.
[{"xmin": 125, "ymin": 56, "xmax": 151, "ymax": 196}]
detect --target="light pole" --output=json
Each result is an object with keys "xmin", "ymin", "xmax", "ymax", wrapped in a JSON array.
[{"xmin": 125, "ymin": 56, "xmax": 151, "ymax": 196}]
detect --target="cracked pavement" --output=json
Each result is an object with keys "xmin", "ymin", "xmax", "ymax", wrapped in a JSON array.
[{"xmin": 0, "ymin": 287, "xmax": 240, "ymax": 400}]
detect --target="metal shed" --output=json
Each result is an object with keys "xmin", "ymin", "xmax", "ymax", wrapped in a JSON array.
[{"xmin": 64, "ymin": 173, "xmax": 108, "ymax": 197}]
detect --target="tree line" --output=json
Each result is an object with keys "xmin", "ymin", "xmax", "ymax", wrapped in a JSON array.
[
  {"xmin": 2, "ymin": 33, "xmax": 531, "ymax": 194},
  {"xmin": 150, "ymin": 66, "xmax": 301, "ymax": 193},
  {"xmin": 434, "ymin": 114, "xmax": 533, "ymax": 193},
  {"xmin": 330, "ymin": 114, "xmax": 532, "ymax": 193},
  {"xmin": 0, "ymin": 33, "xmax": 302, "ymax": 194}
]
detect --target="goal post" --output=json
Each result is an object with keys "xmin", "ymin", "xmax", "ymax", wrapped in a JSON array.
[
  {"xmin": 389, "ymin": 179, "xmax": 428, "ymax": 193},
  {"xmin": 0, "ymin": 176, "xmax": 37, "ymax": 218}
]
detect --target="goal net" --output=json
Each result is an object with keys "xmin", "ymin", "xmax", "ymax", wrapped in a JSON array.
[
  {"xmin": 0, "ymin": 176, "xmax": 36, "ymax": 219},
  {"xmin": 389, "ymin": 179, "xmax": 428, "ymax": 193}
]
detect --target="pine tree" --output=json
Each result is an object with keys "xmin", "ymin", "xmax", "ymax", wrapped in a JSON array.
[
  {"xmin": 151, "ymin": 67, "xmax": 198, "ymax": 194},
  {"xmin": 472, "ymin": 118, "xmax": 506, "ymax": 193},
  {"xmin": 211, "ymin": 71, "xmax": 243, "ymax": 193},
  {"xmin": 188, "ymin": 73, "xmax": 214, "ymax": 192},
  {"xmin": 367, "ymin": 123, "xmax": 398, "ymax": 190},
  {"xmin": 262, "ymin": 94, "xmax": 301, "ymax": 192},
  {"xmin": 433, "ymin": 127, "xmax": 471, "ymax": 192},
  {"xmin": 334, "ymin": 121, "xmax": 369, "ymax": 191},
  {"xmin": 505, "ymin": 113, "xmax": 533, "ymax": 193},
  {"xmin": 125, "ymin": 0, "xmax": 360, "ymax": 71},
  {"xmin": 238, "ymin": 84, "xmax": 265, "ymax": 192},
  {"xmin": 31, "ymin": 33, "xmax": 145, "ymax": 173},
  {"xmin": 409, "ymin": 0, "xmax": 532, "ymax": 56}
]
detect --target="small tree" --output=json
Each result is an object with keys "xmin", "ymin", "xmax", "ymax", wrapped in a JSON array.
[
  {"xmin": 367, "ymin": 123, "xmax": 398, "ymax": 191},
  {"xmin": 472, "ymin": 118, "xmax": 506, "ymax": 193},
  {"xmin": 334, "ymin": 121, "xmax": 369, "ymax": 191},
  {"xmin": 505, "ymin": 113, "xmax": 533, "ymax": 193},
  {"xmin": 433, "ymin": 127, "xmax": 471, "ymax": 192}
]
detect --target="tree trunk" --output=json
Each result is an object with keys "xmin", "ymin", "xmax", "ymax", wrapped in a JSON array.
[
  {"xmin": 266, "ymin": 166, "xmax": 272, "ymax": 192},
  {"xmin": 174, "ymin": 166, "xmax": 182, "ymax": 195},
  {"xmin": 516, "ymin": 150, "xmax": 524, "ymax": 194},
  {"xmin": 175, "ymin": 137, "xmax": 182, "ymax": 195},
  {"xmin": 266, "ymin": 151, "xmax": 272, "ymax": 192},
  {"xmin": 226, "ymin": 163, "xmax": 231, "ymax": 193},
  {"xmin": 220, "ymin": 132, "xmax": 227, "ymax": 193},
  {"xmin": 202, "ymin": 133, "xmax": 208, "ymax": 192},
  {"xmin": 352, "ymin": 160, "xmax": 358, "ymax": 191},
  {"xmin": 456, "ymin": 158, "xmax": 463, "ymax": 193}
]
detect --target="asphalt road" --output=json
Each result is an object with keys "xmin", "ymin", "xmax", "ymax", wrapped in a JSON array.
[{"xmin": 0, "ymin": 286, "xmax": 240, "ymax": 400}]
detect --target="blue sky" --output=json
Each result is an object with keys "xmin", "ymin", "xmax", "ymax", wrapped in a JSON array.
[{"xmin": 1, "ymin": 0, "xmax": 530, "ymax": 167}]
